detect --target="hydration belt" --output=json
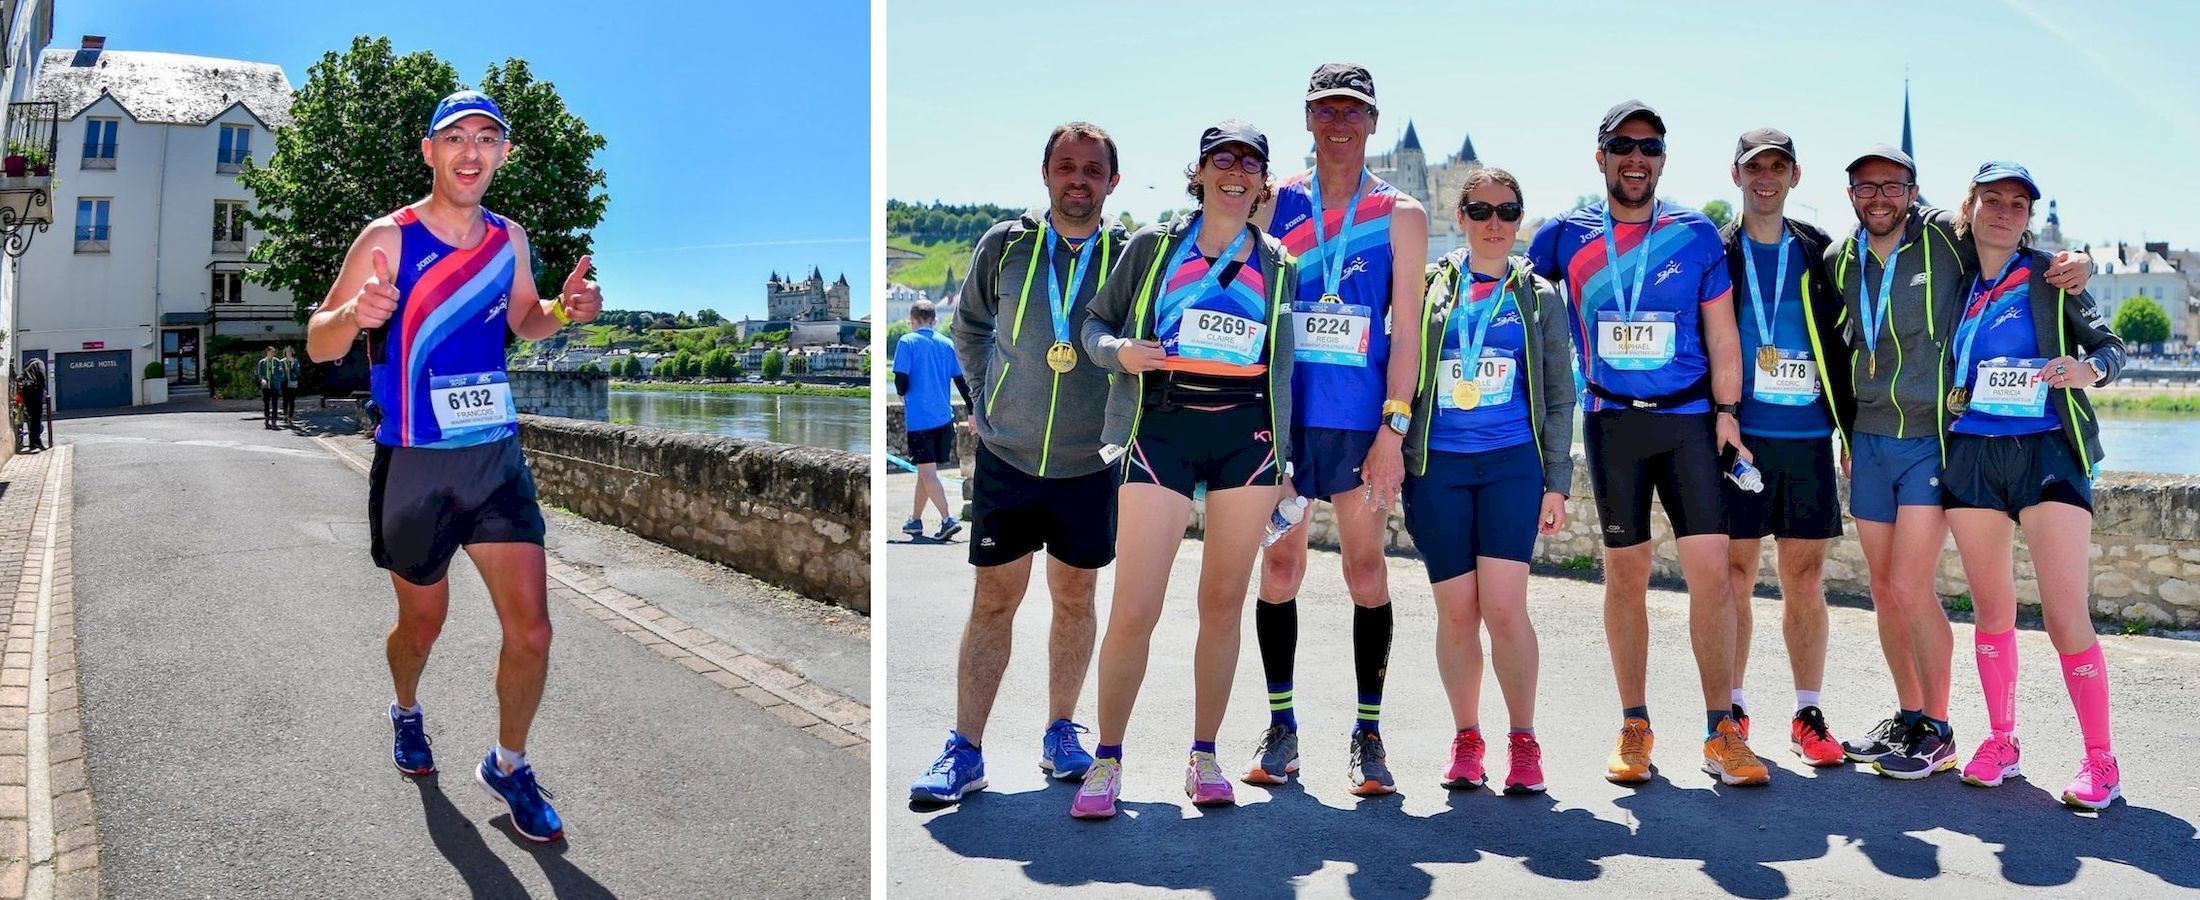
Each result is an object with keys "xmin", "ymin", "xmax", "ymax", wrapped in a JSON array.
[{"xmin": 1584, "ymin": 372, "xmax": 1710, "ymax": 411}]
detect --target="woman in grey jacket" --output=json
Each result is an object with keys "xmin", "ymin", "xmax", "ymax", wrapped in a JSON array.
[
  {"xmin": 1070, "ymin": 121, "xmax": 1298, "ymax": 819},
  {"xmin": 1401, "ymin": 168, "xmax": 1574, "ymax": 796},
  {"xmin": 1936, "ymin": 162, "xmax": 2127, "ymax": 810}
]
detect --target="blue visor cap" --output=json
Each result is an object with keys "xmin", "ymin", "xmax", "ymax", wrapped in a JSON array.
[
  {"xmin": 1971, "ymin": 161, "xmax": 2040, "ymax": 200},
  {"xmin": 428, "ymin": 90, "xmax": 508, "ymax": 136}
]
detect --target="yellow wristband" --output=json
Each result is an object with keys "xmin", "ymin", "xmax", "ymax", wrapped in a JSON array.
[
  {"xmin": 549, "ymin": 298, "xmax": 572, "ymax": 326},
  {"xmin": 1381, "ymin": 399, "xmax": 1412, "ymax": 417}
]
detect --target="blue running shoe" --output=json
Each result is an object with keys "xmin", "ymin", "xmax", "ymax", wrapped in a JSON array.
[
  {"xmin": 476, "ymin": 751, "xmax": 564, "ymax": 842},
  {"xmin": 1041, "ymin": 720, "xmax": 1094, "ymax": 781},
  {"xmin": 935, "ymin": 516, "xmax": 963, "ymax": 541},
  {"xmin": 910, "ymin": 732, "xmax": 986, "ymax": 804},
  {"xmin": 391, "ymin": 707, "xmax": 434, "ymax": 775}
]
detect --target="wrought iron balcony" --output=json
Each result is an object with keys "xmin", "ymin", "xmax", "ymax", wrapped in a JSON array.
[{"xmin": 0, "ymin": 100, "xmax": 58, "ymax": 256}]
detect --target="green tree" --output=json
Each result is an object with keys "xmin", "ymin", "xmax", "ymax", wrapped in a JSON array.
[
  {"xmin": 703, "ymin": 347, "xmax": 736, "ymax": 379},
  {"xmin": 696, "ymin": 308, "xmax": 722, "ymax": 326},
  {"xmin": 2114, "ymin": 296, "xmax": 2171, "ymax": 350},
  {"xmin": 886, "ymin": 322, "xmax": 912, "ymax": 359},
  {"xmin": 788, "ymin": 352, "xmax": 809, "ymax": 375},
  {"xmin": 763, "ymin": 349, "xmax": 786, "ymax": 380},
  {"xmin": 1701, "ymin": 199, "xmax": 1734, "ymax": 230},
  {"xmin": 669, "ymin": 348, "xmax": 695, "ymax": 380},
  {"xmin": 240, "ymin": 37, "xmax": 609, "ymax": 322}
]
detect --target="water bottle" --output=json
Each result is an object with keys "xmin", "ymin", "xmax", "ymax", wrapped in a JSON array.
[
  {"xmin": 1262, "ymin": 495, "xmax": 1310, "ymax": 548},
  {"xmin": 1727, "ymin": 458, "xmax": 1764, "ymax": 494}
]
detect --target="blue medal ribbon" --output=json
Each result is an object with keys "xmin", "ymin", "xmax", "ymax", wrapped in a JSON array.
[
  {"xmin": 1743, "ymin": 231, "xmax": 1794, "ymax": 350},
  {"xmin": 1310, "ymin": 169, "xmax": 1368, "ymax": 299},
  {"xmin": 1951, "ymin": 251, "xmax": 2029, "ymax": 387},
  {"xmin": 1854, "ymin": 228, "xmax": 1902, "ymax": 362},
  {"xmin": 1157, "ymin": 215, "xmax": 1257, "ymax": 335},
  {"xmin": 1450, "ymin": 264, "xmax": 1515, "ymax": 375},
  {"xmin": 1043, "ymin": 215, "xmax": 1099, "ymax": 346},
  {"xmin": 1600, "ymin": 202, "xmax": 1662, "ymax": 320}
]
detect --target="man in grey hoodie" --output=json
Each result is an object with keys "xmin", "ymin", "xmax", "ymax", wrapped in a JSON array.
[{"xmin": 910, "ymin": 123, "xmax": 1126, "ymax": 805}]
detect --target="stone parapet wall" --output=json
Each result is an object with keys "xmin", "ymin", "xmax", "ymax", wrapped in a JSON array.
[
  {"xmin": 518, "ymin": 416, "xmax": 868, "ymax": 612},
  {"xmin": 1189, "ymin": 455, "xmax": 2200, "ymax": 628},
  {"xmin": 511, "ymin": 370, "xmax": 609, "ymax": 420}
]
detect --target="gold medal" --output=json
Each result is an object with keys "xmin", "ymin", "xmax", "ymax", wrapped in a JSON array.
[
  {"xmin": 1757, "ymin": 345, "xmax": 1780, "ymax": 374},
  {"xmin": 1453, "ymin": 380, "xmax": 1480, "ymax": 410},
  {"xmin": 1946, "ymin": 387, "xmax": 1969, "ymax": 417},
  {"xmin": 1319, "ymin": 294, "xmax": 1343, "ymax": 306},
  {"xmin": 1046, "ymin": 341, "xmax": 1076, "ymax": 374},
  {"xmin": 1867, "ymin": 352, "xmax": 1877, "ymax": 379}
]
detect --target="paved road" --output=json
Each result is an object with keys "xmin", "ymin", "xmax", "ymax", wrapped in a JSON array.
[
  {"xmin": 885, "ymin": 475, "xmax": 2200, "ymax": 899},
  {"xmin": 65, "ymin": 408, "xmax": 867, "ymax": 899}
]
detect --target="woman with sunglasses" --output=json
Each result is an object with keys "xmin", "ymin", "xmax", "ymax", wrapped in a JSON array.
[
  {"xmin": 1402, "ymin": 168, "xmax": 1573, "ymax": 794},
  {"xmin": 1937, "ymin": 162, "xmax": 2125, "ymax": 810},
  {"xmin": 1069, "ymin": 120, "xmax": 1298, "ymax": 819}
]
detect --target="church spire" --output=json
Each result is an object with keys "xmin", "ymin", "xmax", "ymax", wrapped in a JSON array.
[
  {"xmin": 1400, "ymin": 120, "xmax": 1421, "ymax": 152},
  {"xmin": 1901, "ymin": 78, "xmax": 1915, "ymax": 161}
]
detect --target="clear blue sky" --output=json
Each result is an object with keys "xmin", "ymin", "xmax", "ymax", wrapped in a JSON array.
[
  {"xmin": 57, "ymin": 0, "xmax": 870, "ymax": 318},
  {"xmin": 889, "ymin": 0, "xmax": 2200, "ymax": 252}
]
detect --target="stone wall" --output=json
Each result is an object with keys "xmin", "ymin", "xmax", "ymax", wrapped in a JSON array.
[
  {"xmin": 518, "ymin": 416, "xmax": 869, "ymax": 612},
  {"xmin": 511, "ymin": 370, "xmax": 609, "ymax": 420},
  {"xmin": 1190, "ymin": 454, "xmax": 2200, "ymax": 629},
  {"xmin": 883, "ymin": 400, "xmax": 976, "ymax": 471}
]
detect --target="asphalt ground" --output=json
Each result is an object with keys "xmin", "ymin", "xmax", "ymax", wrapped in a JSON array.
[{"xmin": 885, "ymin": 474, "xmax": 2200, "ymax": 899}]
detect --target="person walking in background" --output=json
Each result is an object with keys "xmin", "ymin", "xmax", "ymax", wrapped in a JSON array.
[
  {"xmin": 257, "ymin": 346, "xmax": 282, "ymax": 429},
  {"xmin": 896, "ymin": 299, "xmax": 972, "ymax": 541},
  {"xmin": 16, "ymin": 358, "xmax": 45, "ymax": 453},
  {"xmin": 281, "ymin": 345, "xmax": 303, "ymax": 423}
]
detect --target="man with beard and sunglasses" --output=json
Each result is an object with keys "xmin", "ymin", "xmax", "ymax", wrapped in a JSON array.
[
  {"xmin": 1527, "ymin": 100, "xmax": 1768, "ymax": 787},
  {"xmin": 1242, "ymin": 62, "xmax": 1429, "ymax": 797},
  {"xmin": 1827, "ymin": 145, "xmax": 2091, "ymax": 781},
  {"xmin": 1716, "ymin": 129, "xmax": 1853, "ymax": 768},
  {"xmin": 910, "ymin": 123, "xmax": 1127, "ymax": 805}
]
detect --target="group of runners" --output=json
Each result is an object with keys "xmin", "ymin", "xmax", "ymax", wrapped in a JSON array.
[{"xmin": 908, "ymin": 63, "xmax": 2131, "ymax": 819}]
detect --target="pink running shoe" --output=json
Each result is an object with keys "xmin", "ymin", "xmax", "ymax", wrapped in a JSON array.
[
  {"xmin": 1960, "ymin": 733, "xmax": 2021, "ymax": 788},
  {"xmin": 1441, "ymin": 729, "xmax": 1487, "ymax": 790},
  {"xmin": 1504, "ymin": 732, "xmax": 1547, "ymax": 795},
  {"xmin": 1070, "ymin": 758, "xmax": 1122, "ymax": 819},
  {"xmin": 2062, "ymin": 748, "xmax": 2122, "ymax": 811},
  {"xmin": 1185, "ymin": 751, "xmax": 1235, "ymax": 806}
]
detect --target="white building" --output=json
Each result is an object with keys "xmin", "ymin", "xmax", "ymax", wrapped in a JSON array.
[
  {"xmin": 17, "ymin": 38, "xmax": 294, "ymax": 408},
  {"xmin": 884, "ymin": 281, "xmax": 924, "ymax": 323},
  {"xmin": 2082, "ymin": 241, "xmax": 2191, "ymax": 354},
  {"xmin": 0, "ymin": 1, "xmax": 56, "ymax": 419}
]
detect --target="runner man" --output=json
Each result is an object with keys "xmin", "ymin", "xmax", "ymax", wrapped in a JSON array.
[
  {"xmin": 1827, "ymin": 145, "xmax": 2090, "ymax": 779},
  {"xmin": 1247, "ymin": 63, "xmax": 1429, "ymax": 795},
  {"xmin": 1527, "ymin": 100, "xmax": 1769, "ymax": 786},
  {"xmin": 1717, "ymin": 128, "xmax": 1852, "ymax": 767},
  {"xmin": 910, "ymin": 123, "xmax": 1127, "ymax": 804},
  {"xmin": 305, "ymin": 90, "xmax": 602, "ymax": 842}
]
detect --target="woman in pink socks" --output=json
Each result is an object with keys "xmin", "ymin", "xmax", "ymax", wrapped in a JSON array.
[{"xmin": 1936, "ymin": 162, "xmax": 2126, "ymax": 810}]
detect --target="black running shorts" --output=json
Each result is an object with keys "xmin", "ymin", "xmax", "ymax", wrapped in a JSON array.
[
  {"xmin": 1583, "ymin": 407, "xmax": 1725, "ymax": 548},
  {"xmin": 968, "ymin": 442, "xmax": 1117, "ymax": 569},
  {"xmin": 369, "ymin": 436, "xmax": 547, "ymax": 585}
]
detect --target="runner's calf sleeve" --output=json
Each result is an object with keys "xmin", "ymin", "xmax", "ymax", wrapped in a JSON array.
[
  {"xmin": 1257, "ymin": 599, "xmax": 1298, "ymax": 731},
  {"xmin": 1353, "ymin": 602, "xmax": 1392, "ymax": 734},
  {"xmin": 2060, "ymin": 643, "xmax": 2112, "ymax": 753},
  {"xmin": 1975, "ymin": 627, "xmax": 2019, "ymax": 736}
]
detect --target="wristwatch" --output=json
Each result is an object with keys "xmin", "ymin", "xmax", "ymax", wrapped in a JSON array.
[
  {"xmin": 1714, "ymin": 402, "xmax": 1740, "ymax": 417},
  {"xmin": 1381, "ymin": 399, "xmax": 1412, "ymax": 436}
]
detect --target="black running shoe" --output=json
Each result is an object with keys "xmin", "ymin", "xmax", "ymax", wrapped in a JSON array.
[
  {"xmin": 1843, "ymin": 714, "xmax": 1906, "ymax": 762},
  {"xmin": 1873, "ymin": 721, "xmax": 1956, "ymax": 780}
]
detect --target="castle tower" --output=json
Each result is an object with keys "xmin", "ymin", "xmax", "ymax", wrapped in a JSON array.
[{"xmin": 2037, "ymin": 199, "xmax": 2064, "ymax": 252}]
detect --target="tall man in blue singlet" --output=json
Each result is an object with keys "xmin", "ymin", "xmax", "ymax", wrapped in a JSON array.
[
  {"xmin": 1246, "ymin": 63, "xmax": 1429, "ymax": 796},
  {"xmin": 306, "ymin": 90, "xmax": 602, "ymax": 843},
  {"xmin": 1528, "ymin": 101, "xmax": 1769, "ymax": 787}
]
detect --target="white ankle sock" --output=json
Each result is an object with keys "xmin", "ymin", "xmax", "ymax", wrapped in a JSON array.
[
  {"xmin": 1795, "ymin": 690, "xmax": 1822, "ymax": 713},
  {"xmin": 494, "ymin": 743, "xmax": 525, "ymax": 773},
  {"xmin": 392, "ymin": 701, "xmax": 422, "ymax": 718},
  {"xmin": 1730, "ymin": 689, "xmax": 1747, "ymax": 713}
]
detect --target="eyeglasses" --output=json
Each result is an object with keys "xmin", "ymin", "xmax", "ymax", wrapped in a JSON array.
[
  {"xmin": 1847, "ymin": 181, "xmax": 1913, "ymax": 199},
  {"xmin": 1311, "ymin": 105, "xmax": 1370, "ymax": 125},
  {"xmin": 436, "ymin": 132, "xmax": 508, "ymax": 149},
  {"xmin": 1600, "ymin": 136, "xmax": 1665, "ymax": 158},
  {"xmin": 1207, "ymin": 151, "xmax": 1266, "ymax": 175},
  {"xmin": 1464, "ymin": 201, "xmax": 1523, "ymax": 222}
]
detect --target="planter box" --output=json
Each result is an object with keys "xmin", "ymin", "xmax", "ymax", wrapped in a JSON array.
[{"xmin": 143, "ymin": 377, "xmax": 168, "ymax": 405}]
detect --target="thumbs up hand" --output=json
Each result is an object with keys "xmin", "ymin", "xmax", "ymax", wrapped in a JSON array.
[
  {"xmin": 353, "ymin": 246, "xmax": 401, "ymax": 329},
  {"xmin": 559, "ymin": 254, "xmax": 601, "ymax": 324}
]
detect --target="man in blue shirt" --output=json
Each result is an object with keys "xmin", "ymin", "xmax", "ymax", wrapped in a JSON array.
[
  {"xmin": 1527, "ymin": 100, "xmax": 1766, "ymax": 787},
  {"xmin": 895, "ymin": 300, "xmax": 971, "ymax": 539}
]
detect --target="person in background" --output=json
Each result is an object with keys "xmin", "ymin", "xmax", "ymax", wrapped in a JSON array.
[{"xmin": 896, "ymin": 300, "xmax": 972, "ymax": 541}]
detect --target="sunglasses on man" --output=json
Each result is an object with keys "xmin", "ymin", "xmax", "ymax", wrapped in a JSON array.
[{"xmin": 1600, "ymin": 136, "xmax": 1665, "ymax": 158}]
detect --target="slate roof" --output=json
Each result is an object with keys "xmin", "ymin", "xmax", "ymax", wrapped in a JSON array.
[{"xmin": 34, "ymin": 48, "xmax": 293, "ymax": 127}]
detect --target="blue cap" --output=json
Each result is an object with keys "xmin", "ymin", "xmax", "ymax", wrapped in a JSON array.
[
  {"xmin": 1971, "ymin": 161, "xmax": 2040, "ymax": 200},
  {"xmin": 427, "ymin": 90, "xmax": 507, "ymax": 135}
]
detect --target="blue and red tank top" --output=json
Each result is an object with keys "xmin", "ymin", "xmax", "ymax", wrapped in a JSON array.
[
  {"xmin": 370, "ymin": 206, "xmax": 519, "ymax": 449},
  {"xmin": 1270, "ymin": 170, "xmax": 1399, "ymax": 431}
]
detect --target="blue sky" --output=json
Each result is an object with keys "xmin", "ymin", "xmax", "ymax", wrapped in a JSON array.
[
  {"xmin": 889, "ymin": 0, "xmax": 2200, "ymax": 253},
  {"xmin": 57, "ymin": 0, "xmax": 870, "ymax": 318}
]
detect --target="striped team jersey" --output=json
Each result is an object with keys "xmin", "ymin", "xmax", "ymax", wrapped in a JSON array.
[
  {"xmin": 1270, "ymin": 170, "xmax": 1398, "ymax": 431},
  {"xmin": 1156, "ymin": 237, "xmax": 1271, "ymax": 378},
  {"xmin": 370, "ymin": 207, "xmax": 520, "ymax": 448}
]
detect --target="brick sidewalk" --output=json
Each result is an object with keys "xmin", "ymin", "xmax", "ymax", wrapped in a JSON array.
[{"xmin": 0, "ymin": 448, "xmax": 95, "ymax": 899}]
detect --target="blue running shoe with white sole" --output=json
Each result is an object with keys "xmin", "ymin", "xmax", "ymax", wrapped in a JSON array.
[
  {"xmin": 476, "ymin": 751, "xmax": 564, "ymax": 842},
  {"xmin": 1041, "ymin": 720, "xmax": 1094, "ymax": 781},
  {"xmin": 391, "ymin": 707, "xmax": 434, "ymax": 775},
  {"xmin": 910, "ymin": 732, "xmax": 987, "ymax": 804}
]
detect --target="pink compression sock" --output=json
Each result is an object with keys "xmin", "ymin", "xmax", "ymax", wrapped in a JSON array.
[
  {"xmin": 1974, "ymin": 628, "xmax": 2019, "ymax": 736},
  {"xmin": 2059, "ymin": 643, "xmax": 2112, "ymax": 753}
]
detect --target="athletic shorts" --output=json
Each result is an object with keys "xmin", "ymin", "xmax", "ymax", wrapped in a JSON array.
[
  {"xmin": 1941, "ymin": 431, "xmax": 2093, "ymax": 519},
  {"xmin": 1726, "ymin": 435, "xmax": 1844, "ymax": 541},
  {"xmin": 1402, "ymin": 440, "xmax": 1543, "ymax": 583},
  {"xmin": 1290, "ymin": 426, "xmax": 1375, "ymax": 500},
  {"xmin": 369, "ymin": 436, "xmax": 546, "ymax": 586},
  {"xmin": 906, "ymin": 423, "xmax": 954, "ymax": 466},
  {"xmin": 1582, "ymin": 407, "xmax": 1724, "ymax": 548},
  {"xmin": 1122, "ymin": 403, "xmax": 1281, "ymax": 500},
  {"xmin": 1849, "ymin": 431, "xmax": 1942, "ymax": 524},
  {"xmin": 968, "ymin": 442, "xmax": 1116, "ymax": 569}
]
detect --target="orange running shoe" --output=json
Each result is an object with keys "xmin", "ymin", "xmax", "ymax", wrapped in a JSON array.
[
  {"xmin": 1605, "ymin": 717, "xmax": 1655, "ymax": 784},
  {"xmin": 1790, "ymin": 706, "xmax": 1845, "ymax": 767},
  {"xmin": 1703, "ymin": 718, "xmax": 1771, "ymax": 785}
]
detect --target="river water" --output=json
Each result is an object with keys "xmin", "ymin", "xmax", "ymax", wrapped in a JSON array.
[
  {"xmin": 2095, "ymin": 409, "xmax": 2200, "ymax": 476},
  {"xmin": 608, "ymin": 389, "xmax": 870, "ymax": 454}
]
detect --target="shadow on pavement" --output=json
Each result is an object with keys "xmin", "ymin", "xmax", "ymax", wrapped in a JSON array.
[
  {"xmin": 411, "ymin": 775, "xmax": 614, "ymax": 900},
  {"xmin": 918, "ymin": 762, "xmax": 2200, "ymax": 899}
]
